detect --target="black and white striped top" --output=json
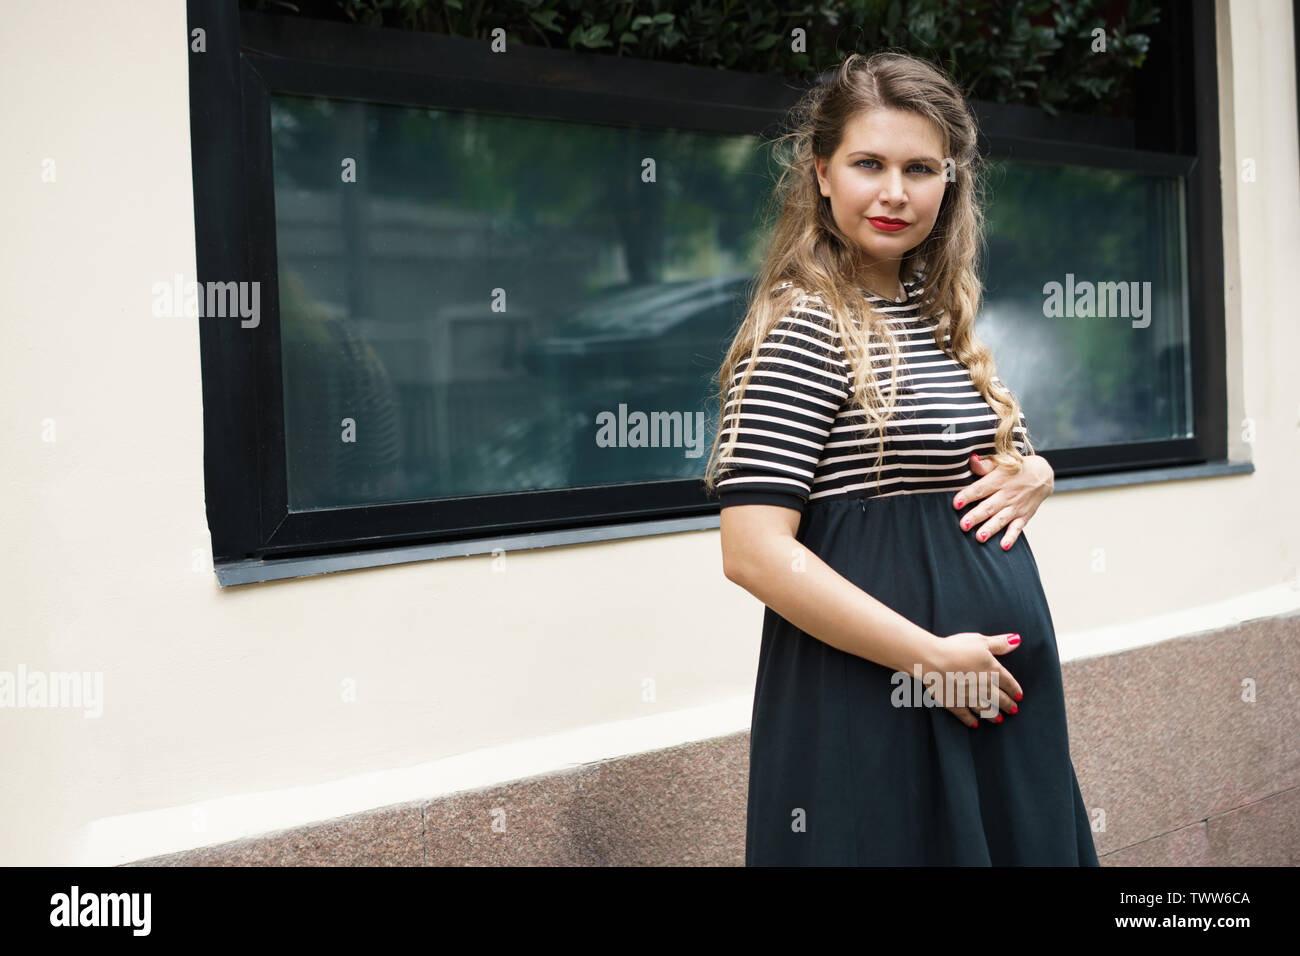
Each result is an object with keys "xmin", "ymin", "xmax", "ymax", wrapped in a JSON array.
[{"xmin": 716, "ymin": 273, "xmax": 1028, "ymax": 512}]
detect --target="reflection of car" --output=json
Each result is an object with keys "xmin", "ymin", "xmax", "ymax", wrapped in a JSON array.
[
  {"xmin": 522, "ymin": 274, "xmax": 754, "ymax": 381},
  {"xmin": 521, "ymin": 274, "xmax": 755, "ymax": 484}
]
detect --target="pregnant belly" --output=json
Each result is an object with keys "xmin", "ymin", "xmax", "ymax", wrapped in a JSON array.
[{"xmin": 798, "ymin": 491, "xmax": 1061, "ymax": 691}]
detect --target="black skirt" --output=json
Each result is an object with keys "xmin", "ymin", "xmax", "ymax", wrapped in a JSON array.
[{"xmin": 745, "ymin": 490, "xmax": 1101, "ymax": 866}]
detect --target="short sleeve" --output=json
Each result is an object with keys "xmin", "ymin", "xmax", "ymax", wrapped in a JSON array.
[{"xmin": 716, "ymin": 297, "xmax": 853, "ymax": 512}]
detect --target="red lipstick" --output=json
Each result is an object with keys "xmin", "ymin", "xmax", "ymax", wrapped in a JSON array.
[{"xmin": 868, "ymin": 217, "xmax": 909, "ymax": 232}]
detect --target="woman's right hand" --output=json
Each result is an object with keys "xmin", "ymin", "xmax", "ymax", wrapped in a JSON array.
[{"xmin": 923, "ymin": 632, "xmax": 1023, "ymax": 728}]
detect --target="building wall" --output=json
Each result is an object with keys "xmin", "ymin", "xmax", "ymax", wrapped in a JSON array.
[{"xmin": 0, "ymin": 0, "xmax": 1295, "ymax": 866}]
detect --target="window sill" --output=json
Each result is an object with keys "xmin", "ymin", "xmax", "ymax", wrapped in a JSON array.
[
  {"xmin": 214, "ymin": 514, "xmax": 715, "ymax": 587},
  {"xmin": 214, "ymin": 459, "xmax": 1253, "ymax": 586},
  {"xmin": 1050, "ymin": 458, "xmax": 1254, "ymax": 492}
]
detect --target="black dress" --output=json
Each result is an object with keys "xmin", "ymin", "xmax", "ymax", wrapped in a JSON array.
[{"xmin": 717, "ymin": 273, "xmax": 1099, "ymax": 866}]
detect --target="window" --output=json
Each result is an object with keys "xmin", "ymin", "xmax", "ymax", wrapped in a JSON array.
[
  {"xmin": 969, "ymin": 0, "xmax": 1224, "ymax": 477},
  {"xmin": 189, "ymin": 1, "xmax": 1225, "ymax": 575},
  {"xmin": 269, "ymin": 94, "xmax": 767, "ymax": 508}
]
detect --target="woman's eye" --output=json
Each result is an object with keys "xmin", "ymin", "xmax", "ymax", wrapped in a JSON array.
[{"xmin": 855, "ymin": 160, "xmax": 934, "ymax": 174}]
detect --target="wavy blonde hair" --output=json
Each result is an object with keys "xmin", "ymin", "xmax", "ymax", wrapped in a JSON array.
[{"xmin": 702, "ymin": 51, "xmax": 1033, "ymax": 497}]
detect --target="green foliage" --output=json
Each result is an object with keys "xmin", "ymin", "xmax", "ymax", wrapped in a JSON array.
[{"xmin": 240, "ymin": 0, "xmax": 1162, "ymax": 117}]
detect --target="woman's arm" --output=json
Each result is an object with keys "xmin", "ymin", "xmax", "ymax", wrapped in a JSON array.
[{"xmin": 720, "ymin": 503, "xmax": 943, "ymax": 677}]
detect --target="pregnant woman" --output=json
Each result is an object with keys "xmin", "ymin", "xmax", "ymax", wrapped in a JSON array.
[{"xmin": 705, "ymin": 51, "xmax": 1099, "ymax": 866}]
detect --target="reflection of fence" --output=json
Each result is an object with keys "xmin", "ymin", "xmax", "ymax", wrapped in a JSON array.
[
  {"xmin": 394, "ymin": 383, "xmax": 438, "ymax": 485},
  {"xmin": 395, "ymin": 377, "xmax": 566, "ymax": 498},
  {"xmin": 394, "ymin": 376, "xmax": 709, "ymax": 497},
  {"xmin": 446, "ymin": 378, "xmax": 554, "ymax": 492},
  {"xmin": 565, "ymin": 377, "xmax": 712, "ymax": 485},
  {"xmin": 281, "ymin": 303, "xmax": 403, "ymax": 511}
]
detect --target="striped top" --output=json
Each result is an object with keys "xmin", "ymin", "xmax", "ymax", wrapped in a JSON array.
[{"xmin": 716, "ymin": 273, "xmax": 1028, "ymax": 512}]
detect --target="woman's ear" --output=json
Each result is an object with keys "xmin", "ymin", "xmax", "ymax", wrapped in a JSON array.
[{"xmin": 813, "ymin": 157, "xmax": 830, "ymax": 198}]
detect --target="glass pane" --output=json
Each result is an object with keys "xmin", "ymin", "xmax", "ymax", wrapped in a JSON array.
[
  {"xmin": 979, "ymin": 162, "xmax": 1193, "ymax": 450},
  {"xmin": 269, "ymin": 94, "xmax": 772, "ymax": 511}
]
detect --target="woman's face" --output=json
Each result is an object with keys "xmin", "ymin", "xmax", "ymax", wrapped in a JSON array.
[{"xmin": 813, "ymin": 107, "xmax": 948, "ymax": 272}]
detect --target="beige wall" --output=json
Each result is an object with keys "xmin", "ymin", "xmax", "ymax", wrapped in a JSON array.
[{"xmin": 1, "ymin": 0, "xmax": 1295, "ymax": 866}]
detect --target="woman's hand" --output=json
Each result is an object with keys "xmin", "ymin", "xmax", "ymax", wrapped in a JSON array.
[
  {"xmin": 925, "ymin": 631, "xmax": 1024, "ymax": 727},
  {"xmin": 952, "ymin": 453, "xmax": 1054, "ymax": 551}
]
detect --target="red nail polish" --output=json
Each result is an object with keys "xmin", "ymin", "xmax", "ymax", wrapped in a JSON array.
[
  {"xmin": 973, "ymin": 454, "xmax": 980, "ymax": 461},
  {"xmin": 1014, "ymin": 692, "xmax": 1023, "ymax": 701},
  {"xmin": 962, "ymin": 520, "xmax": 969, "ymax": 530},
  {"xmin": 1007, "ymin": 634, "xmax": 1020, "ymax": 645},
  {"xmin": 955, "ymin": 499, "xmax": 964, "ymax": 508},
  {"xmin": 1010, "ymin": 705, "xmax": 1018, "ymax": 714},
  {"xmin": 978, "ymin": 531, "xmax": 985, "ymax": 541},
  {"xmin": 1001, "ymin": 541, "xmax": 1010, "ymax": 550},
  {"xmin": 994, "ymin": 714, "xmax": 1003, "ymax": 723}
]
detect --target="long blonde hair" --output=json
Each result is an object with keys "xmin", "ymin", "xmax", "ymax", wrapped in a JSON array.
[{"xmin": 702, "ymin": 51, "xmax": 1033, "ymax": 497}]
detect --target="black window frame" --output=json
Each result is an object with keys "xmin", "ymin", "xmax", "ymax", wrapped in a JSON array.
[{"xmin": 189, "ymin": 0, "xmax": 1227, "ymax": 577}]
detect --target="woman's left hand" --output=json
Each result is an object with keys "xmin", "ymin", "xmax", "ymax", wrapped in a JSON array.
[{"xmin": 953, "ymin": 453, "xmax": 1054, "ymax": 551}]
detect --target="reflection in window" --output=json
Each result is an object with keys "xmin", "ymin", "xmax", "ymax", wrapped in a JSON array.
[
  {"xmin": 269, "ymin": 95, "xmax": 1196, "ymax": 513},
  {"xmin": 270, "ymin": 94, "xmax": 772, "ymax": 510},
  {"xmin": 979, "ymin": 162, "xmax": 1192, "ymax": 450}
]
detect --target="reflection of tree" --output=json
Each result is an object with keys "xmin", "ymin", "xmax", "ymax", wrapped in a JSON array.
[
  {"xmin": 985, "ymin": 163, "xmax": 1152, "ymax": 296},
  {"xmin": 272, "ymin": 95, "xmax": 774, "ymax": 285},
  {"xmin": 614, "ymin": 127, "xmax": 666, "ymax": 283},
  {"xmin": 982, "ymin": 161, "xmax": 1187, "ymax": 447}
]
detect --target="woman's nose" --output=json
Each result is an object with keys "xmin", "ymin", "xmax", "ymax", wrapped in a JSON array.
[{"xmin": 877, "ymin": 172, "xmax": 905, "ymax": 202}]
